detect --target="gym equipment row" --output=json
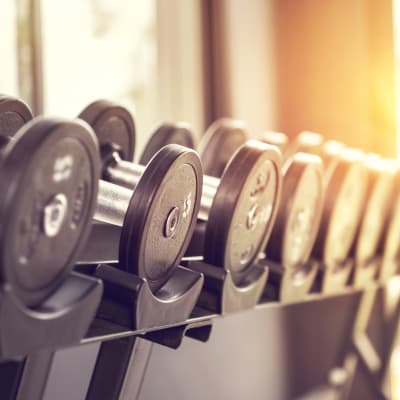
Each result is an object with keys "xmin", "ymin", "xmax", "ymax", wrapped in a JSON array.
[{"xmin": 0, "ymin": 95, "xmax": 398, "ymax": 398}]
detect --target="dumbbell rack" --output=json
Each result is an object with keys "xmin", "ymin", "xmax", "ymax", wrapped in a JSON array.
[{"xmin": 0, "ymin": 257, "xmax": 398, "ymax": 400}]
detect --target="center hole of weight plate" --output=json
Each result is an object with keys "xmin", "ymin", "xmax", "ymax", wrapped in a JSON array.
[
  {"xmin": 164, "ymin": 206, "xmax": 181, "ymax": 238},
  {"xmin": 43, "ymin": 193, "xmax": 68, "ymax": 238}
]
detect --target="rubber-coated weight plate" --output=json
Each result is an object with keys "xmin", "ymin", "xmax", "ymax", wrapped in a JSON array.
[
  {"xmin": 0, "ymin": 118, "xmax": 100, "ymax": 306},
  {"xmin": 267, "ymin": 153, "xmax": 324, "ymax": 268},
  {"xmin": 79, "ymin": 100, "xmax": 135, "ymax": 165},
  {"xmin": 312, "ymin": 150, "xmax": 368, "ymax": 291},
  {"xmin": 352, "ymin": 156, "xmax": 397, "ymax": 286},
  {"xmin": 0, "ymin": 95, "xmax": 33, "ymax": 139},
  {"xmin": 266, "ymin": 153, "xmax": 324, "ymax": 301},
  {"xmin": 119, "ymin": 144, "xmax": 202, "ymax": 293},
  {"xmin": 139, "ymin": 122, "xmax": 195, "ymax": 165},
  {"xmin": 199, "ymin": 118, "xmax": 249, "ymax": 178},
  {"xmin": 259, "ymin": 131, "xmax": 289, "ymax": 154},
  {"xmin": 204, "ymin": 140, "xmax": 282, "ymax": 284}
]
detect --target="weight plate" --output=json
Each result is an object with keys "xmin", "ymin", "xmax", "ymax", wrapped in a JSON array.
[
  {"xmin": 139, "ymin": 122, "xmax": 195, "ymax": 165},
  {"xmin": 79, "ymin": 100, "xmax": 135, "ymax": 165},
  {"xmin": 267, "ymin": 153, "xmax": 324, "ymax": 268},
  {"xmin": 312, "ymin": 151, "xmax": 368, "ymax": 291},
  {"xmin": 380, "ymin": 170, "xmax": 400, "ymax": 282},
  {"xmin": 259, "ymin": 131, "xmax": 289, "ymax": 154},
  {"xmin": 119, "ymin": 144, "xmax": 202, "ymax": 293},
  {"xmin": 266, "ymin": 153, "xmax": 324, "ymax": 301},
  {"xmin": 199, "ymin": 118, "xmax": 249, "ymax": 178},
  {"xmin": 0, "ymin": 95, "xmax": 33, "ymax": 139},
  {"xmin": 353, "ymin": 156, "xmax": 397, "ymax": 286},
  {"xmin": 0, "ymin": 118, "xmax": 100, "ymax": 306},
  {"xmin": 204, "ymin": 140, "xmax": 282, "ymax": 284}
]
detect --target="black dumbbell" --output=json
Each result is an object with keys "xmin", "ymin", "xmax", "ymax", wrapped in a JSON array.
[
  {"xmin": 78, "ymin": 101, "xmax": 203, "ymax": 292},
  {"xmin": 139, "ymin": 122, "xmax": 195, "ymax": 165},
  {"xmin": 198, "ymin": 118, "xmax": 249, "ymax": 178},
  {"xmin": 79, "ymin": 101, "xmax": 282, "ymax": 285},
  {"xmin": 0, "ymin": 96, "xmax": 100, "ymax": 305}
]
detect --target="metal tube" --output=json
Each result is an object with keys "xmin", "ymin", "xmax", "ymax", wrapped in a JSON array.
[
  {"xmin": 105, "ymin": 158, "xmax": 145, "ymax": 191},
  {"xmin": 203, "ymin": 174, "xmax": 219, "ymax": 189},
  {"xmin": 94, "ymin": 180, "xmax": 133, "ymax": 226},
  {"xmin": 105, "ymin": 153, "xmax": 219, "ymax": 222}
]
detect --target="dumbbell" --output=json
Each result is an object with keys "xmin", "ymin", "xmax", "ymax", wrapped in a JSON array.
[
  {"xmin": 79, "ymin": 101, "xmax": 282, "ymax": 285},
  {"xmin": 78, "ymin": 101, "xmax": 203, "ymax": 292},
  {"xmin": 139, "ymin": 122, "xmax": 195, "ymax": 165},
  {"xmin": 198, "ymin": 118, "xmax": 249, "ymax": 178},
  {"xmin": 350, "ymin": 155, "xmax": 397, "ymax": 287},
  {"xmin": 0, "ymin": 95, "xmax": 100, "ymax": 306}
]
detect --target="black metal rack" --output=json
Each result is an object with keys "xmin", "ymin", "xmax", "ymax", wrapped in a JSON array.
[{"xmin": 0, "ymin": 254, "xmax": 398, "ymax": 400}]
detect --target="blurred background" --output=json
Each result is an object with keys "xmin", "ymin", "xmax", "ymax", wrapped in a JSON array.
[
  {"xmin": 1, "ymin": 0, "xmax": 398, "ymax": 156},
  {"xmin": 1, "ymin": 0, "xmax": 400, "ymax": 399}
]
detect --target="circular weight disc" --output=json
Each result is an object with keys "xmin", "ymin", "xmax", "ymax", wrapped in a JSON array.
[
  {"xmin": 0, "ymin": 118, "xmax": 100, "ymax": 306},
  {"xmin": 204, "ymin": 140, "xmax": 282, "ymax": 284},
  {"xmin": 119, "ymin": 144, "xmax": 202, "ymax": 293},
  {"xmin": 0, "ymin": 95, "xmax": 33, "ymax": 139},
  {"xmin": 139, "ymin": 122, "xmax": 195, "ymax": 165},
  {"xmin": 199, "ymin": 118, "xmax": 249, "ymax": 178},
  {"xmin": 353, "ymin": 162, "xmax": 396, "ymax": 286},
  {"xmin": 313, "ymin": 157, "xmax": 368, "ymax": 267},
  {"xmin": 267, "ymin": 153, "xmax": 324, "ymax": 268},
  {"xmin": 79, "ymin": 100, "xmax": 135, "ymax": 163}
]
